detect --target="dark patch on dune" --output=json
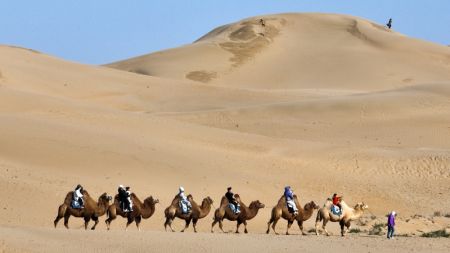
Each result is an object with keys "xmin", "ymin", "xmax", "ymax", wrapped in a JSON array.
[
  {"xmin": 229, "ymin": 25, "xmax": 258, "ymax": 41},
  {"xmin": 186, "ymin": 71, "xmax": 217, "ymax": 83},
  {"xmin": 347, "ymin": 20, "xmax": 381, "ymax": 47},
  {"xmin": 219, "ymin": 18, "xmax": 283, "ymax": 67},
  {"xmin": 129, "ymin": 68, "xmax": 151, "ymax": 76},
  {"xmin": 402, "ymin": 78, "xmax": 413, "ymax": 83}
]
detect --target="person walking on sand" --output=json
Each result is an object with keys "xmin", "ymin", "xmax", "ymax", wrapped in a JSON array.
[
  {"xmin": 387, "ymin": 211, "xmax": 396, "ymax": 239},
  {"xmin": 386, "ymin": 18, "xmax": 393, "ymax": 29}
]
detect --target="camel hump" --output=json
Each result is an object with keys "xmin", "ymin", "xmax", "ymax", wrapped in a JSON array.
[
  {"xmin": 219, "ymin": 196, "xmax": 229, "ymax": 207},
  {"xmin": 130, "ymin": 192, "xmax": 141, "ymax": 203},
  {"xmin": 277, "ymin": 195, "xmax": 286, "ymax": 205},
  {"xmin": 63, "ymin": 191, "xmax": 74, "ymax": 205},
  {"xmin": 293, "ymin": 195, "xmax": 301, "ymax": 206},
  {"xmin": 170, "ymin": 194, "xmax": 181, "ymax": 206}
]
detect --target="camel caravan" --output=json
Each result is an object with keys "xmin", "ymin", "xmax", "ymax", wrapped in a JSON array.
[{"xmin": 54, "ymin": 185, "xmax": 369, "ymax": 236}]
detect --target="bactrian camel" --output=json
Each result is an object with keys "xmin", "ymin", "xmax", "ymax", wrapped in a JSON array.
[
  {"xmin": 315, "ymin": 198, "xmax": 368, "ymax": 236},
  {"xmin": 54, "ymin": 191, "xmax": 112, "ymax": 230},
  {"xmin": 267, "ymin": 195, "xmax": 319, "ymax": 235},
  {"xmin": 105, "ymin": 193, "xmax": 159, "ymax": 231},
  {"xmin": 164, "ymin": 194, "xmax": 213, "ymax": 232},
  {"xmin": 211, "ymin": 194, "xmax": 265, "ymax": 233}
]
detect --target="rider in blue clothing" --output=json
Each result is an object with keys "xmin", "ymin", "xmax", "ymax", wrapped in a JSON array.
[{"xmin": 284, "ymin": 186, "xmax": 298, "ymax": 215}]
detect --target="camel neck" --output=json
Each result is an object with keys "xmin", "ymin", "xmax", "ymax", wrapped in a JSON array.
[
  {"xmin": 300, "ymin": 205, "xmax": 314, "ymax": 221},
  {"xmin": 199, "ymin": 200, "xmax": 212, "ymax": 218},
  {"xmin": 141, "ymin": 198, "xmax": 156, "ymax": 219}
]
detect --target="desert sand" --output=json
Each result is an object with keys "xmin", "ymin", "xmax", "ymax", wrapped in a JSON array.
[{"xmin": 1, "ymin": 13, "xmax": 449, "ymax": 252}]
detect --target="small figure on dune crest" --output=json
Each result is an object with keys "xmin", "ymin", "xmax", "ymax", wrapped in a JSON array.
[
  {"xmin": 387, "ymin": 210, "xmax": 396, "ymax": 239},
  {"xmin": 259, "ymin": 18, "xmax": 266, "ymax": 27},
  {"xmin": 386, "ymin": 18, "xmax": 393, "ymax": 29}
]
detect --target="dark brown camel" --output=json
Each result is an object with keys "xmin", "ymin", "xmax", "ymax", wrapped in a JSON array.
[
  {"xmin": 211, "ymin": 194, "xmax": 265, "ymax": 233},
  {"xmin": 266, "ymin": 194, "xmax": 319, "ymax": 235},
  {"xmin": 164, "ymin": 194, "xmax": 213, "ymax": 232},
  {"xmin": 105, "ymin": 193, "xmax": 159, "ymax": 231},
  {"xmin": 54, "ymin": 191, "xmax": 112, "ymax": 230}
]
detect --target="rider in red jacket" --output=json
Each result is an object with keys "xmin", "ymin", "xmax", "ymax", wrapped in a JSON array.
[{"xmin": 332, "ymin": 193, "xmax": 342, "ymax": 209}]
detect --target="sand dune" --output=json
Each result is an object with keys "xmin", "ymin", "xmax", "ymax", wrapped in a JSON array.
[
  {"xmin": 1, "ymin": 13, "xmax": 450, "ymax": 252},
  {"xmin": 109, "ymin": 13, "xmax": 450, "ymax": 90}
]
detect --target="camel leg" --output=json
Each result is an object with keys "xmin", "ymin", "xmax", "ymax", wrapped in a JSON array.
[
  {"xmin": 297, "ymin": 220, "xmax": 306, "ymax": 235},
  {"xmin": 266, "ymin": 218, "xmax": 273, "ymax": 234},
  {"xmin": 91, "ymin": 216, "xmax": 99, "ymax": 230},
  {"xmin": 218, "ymin": 220, "xmax": 225, "ymax": 233},
  {"xmin": 54, "ymin": 204, "xmax": 66, "ymax": 228},
  {"xmin": 243, "ymin": 220, "xmax": 249, "ymax": 234},
  {"xmin": 345, "ymin": 221, "xmax": 351, "ymax": 236},
  {"xmin": 135, "ymin": 216, "xmax": 142, "ymax": 231},
  {"xmin": 322, "ymin": 219, "xmax": 330, "ymax": 236},
  {"xmin": 211, "ymin": 219, "xmax": 217, "ymax": 233},
  {"xmin": 286, "ymin": 220, "xmax": 294, "ymax": 235},
  {"xmin": 125, "ymin": 216, "xmax": 134, "ymax": 231},
  {"xmin": 84, "ymin": 216, "xmax": 90, "ymax": 230},
  {"xmin": 105, "ymin": 215, "xmax": 116, "ymax": 230},
  {"xmin": 315, "ymin": 220, "xmax": 321, "ymax": 236},
  {"xmin": 63, "ymin": 212, "xmax": 71, "ymax": 229},
  {"xmin": 235, "ymin": 220, "xmax": 242, "ymax": 233},
  {"xmin": 105, "ymin": 210, "xmax": 117, "ymax": 231},
  {"xmin": 181, "ymin": 218, "xmax": 191, "ymax": 232},
  {"xmin": 271, "ymin": 218, "xmax": 280, "ymax": 235},
  {"xmin": 341, "ymin": 220, "xmax": 350, "ymax": 237},
  {"xmin": 54, "ymin": 215, "xmax": 61, "ymax": 228},
  {"xmin": 339, "ymin": 220, "xmax": 345, "ymax": 236},
  {"xmin": 164, "ymin": 217, "xmax": 175, "ymax": 232},
  {"xmin": 192, "ymin": 218, "xmax": 198, "ymax": 233},
  {"xmin": 164, "ymin": 217, "xmax": 170, "ymax": 231}
]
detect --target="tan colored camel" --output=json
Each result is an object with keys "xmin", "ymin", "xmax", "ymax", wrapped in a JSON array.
[
  {"xmin": 54, "ymin": 191, "xmax": 112, "ymax": 230},
  {"xmin": 211, "ymin": 194, "xmax": 265, "ymax": 233},
  {"xmin": 164, "ymin": 194, "xmax": 213, "ymax": 232},
  {"xmin": 105, "ymin": 193, "xmax": 159, "ymax": 231},
  {"xmin": 315, "ymin": 198, "xmax": 368, "ymax": 236},
  {"xmin": 266, "ymin": 195, "xmax": 319, "ymax": 235}
]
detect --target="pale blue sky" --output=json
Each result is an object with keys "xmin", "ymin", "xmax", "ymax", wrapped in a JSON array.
[{"xmin": 1, "ymin": 0, "xmax": 449, "ymax": 64}]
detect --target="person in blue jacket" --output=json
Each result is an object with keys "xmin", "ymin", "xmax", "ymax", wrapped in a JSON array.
[{"xmin": 284, "ymin": 186, "xmax": 298, "ymax": 215}]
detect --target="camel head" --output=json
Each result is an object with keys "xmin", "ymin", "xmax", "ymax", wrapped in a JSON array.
[
  {"xmin": 99, "ymin": 193, "xmax": 113, "ymax": 203},
  {"xmin": 249, "ymin": 200, "xmax": 265, "ymax": 209},
  {"xmin": 203, "ymin": 196, "xmax": 213, "ymax": 205},
  {"xmin": 305, "ymin": 201, "xmax": 319, "ymax": 210},
  {"xmin": 354, "ymin": 202, "xmax": 369, "ymax": 211},
  {"xmin": 145, "ymin": 196, "xmax": 159, "ymax": 205}
]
